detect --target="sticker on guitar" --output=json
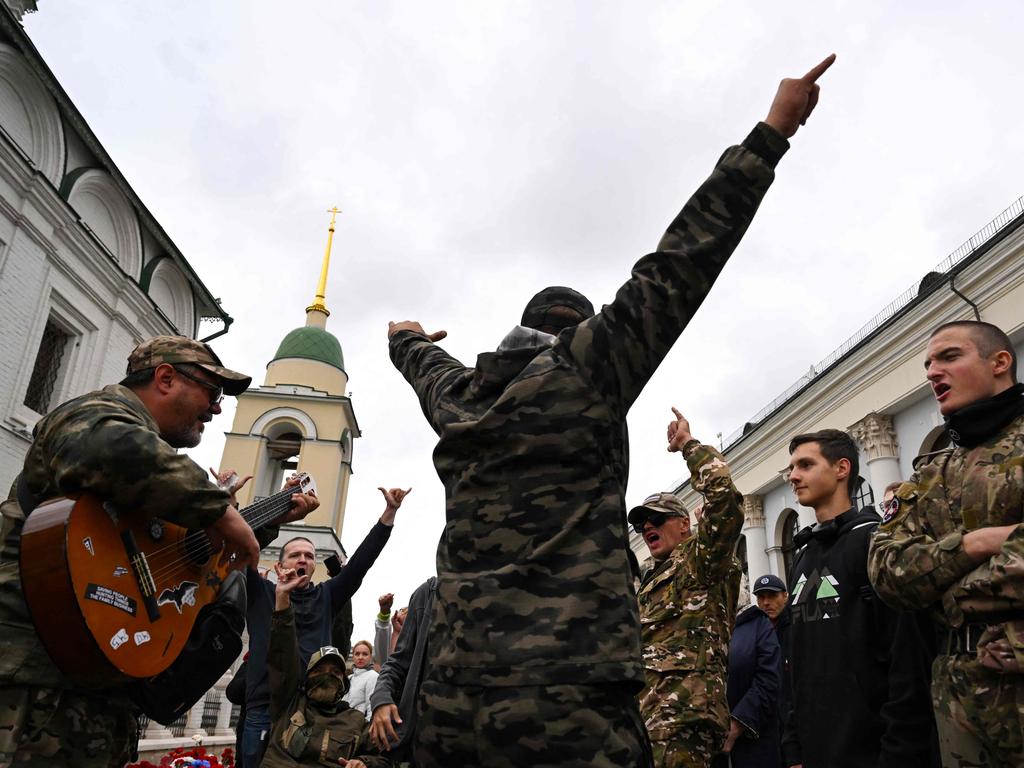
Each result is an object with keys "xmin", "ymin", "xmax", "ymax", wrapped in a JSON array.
[{"xmin": 157, "ymin": 580, "xmax": 199, "ymax": 614}]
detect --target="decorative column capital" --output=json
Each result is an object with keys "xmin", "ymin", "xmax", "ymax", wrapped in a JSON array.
[
  {"xmin": 742, "ymin": 494, "xmax": 765, "ymax": 528},
  {"xmin": 849, "ymin": 412, "xmax": 899, "ymax": 461}
]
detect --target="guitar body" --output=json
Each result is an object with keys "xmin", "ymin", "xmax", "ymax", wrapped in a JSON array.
[{"xmin": 21, "ymin": 495, "xmax": 226, "ymax": 689}]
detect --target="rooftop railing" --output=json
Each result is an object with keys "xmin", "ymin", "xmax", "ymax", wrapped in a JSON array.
[{"xmin": 720, "ymin": 195, "xmax": 1024, "ymax": 451}]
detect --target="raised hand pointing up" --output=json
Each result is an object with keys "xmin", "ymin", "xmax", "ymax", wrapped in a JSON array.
[{"xmin": 765, "ymin": 53, "xmax": 836, "ymax": 139}]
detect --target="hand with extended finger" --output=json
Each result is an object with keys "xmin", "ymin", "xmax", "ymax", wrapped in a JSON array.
[
  {"xmin": 209, "ymin": 467, "xmax": 252, "ymax": 507},
  {"xmin": 666, "ymin": 407, "xmax": 695, "ymax": 453},
  {"xmin": 387, "ymin": 320, "xmax": 447, "ymax": 342},
  {"xmin": 378, "ymin": 487, "xmax": 412, "ymax": 526},
  {"xmin": 274, "ymin": 563, "xmax": 302, "ymax": 609},
  {"xmin": 764, "ymin": 54, "xmax": 836, "ymax": 138},
  {"xmin": 370, "ymin": 703, "xmax": 403, "ymax": 751}
]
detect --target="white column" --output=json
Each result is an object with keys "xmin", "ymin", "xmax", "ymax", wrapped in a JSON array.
[
  {"xmin": 186, "ymin": 701, "xmax": 206, "ymax": 740},
  {"xmin": 850, "ymin": 412, "xmax": 903, "ymax": 498},
  {"xmin": 213, "ymin": 679, "xmax": 236, "ymax": 737},
  {"xmin": 742, "ymin": 495, "xmax": 770, "ymax": 586}
]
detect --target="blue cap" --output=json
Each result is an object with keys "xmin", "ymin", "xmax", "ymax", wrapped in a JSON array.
[{"xmin": 752, "ymin": 574, "xmax": 787, "ymax": 593}]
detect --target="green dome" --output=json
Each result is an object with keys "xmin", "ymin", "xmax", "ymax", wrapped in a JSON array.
[{"xmin": 270, "ymin": 326, "xmax": 344, "ymax": 371}]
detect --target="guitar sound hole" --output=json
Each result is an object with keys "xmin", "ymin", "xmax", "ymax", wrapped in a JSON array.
[{"xmin": 184, "ymin": 532, "xmax": 215, "ymax": 565}]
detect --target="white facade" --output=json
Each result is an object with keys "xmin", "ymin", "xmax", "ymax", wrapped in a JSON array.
[
  {"xmin": 0, "ymin": 9, "xmax": 231, "ymax": 489},
  {"xmin": 632, "ymin": 198, "xmax": 1024, "ymax": 590}
]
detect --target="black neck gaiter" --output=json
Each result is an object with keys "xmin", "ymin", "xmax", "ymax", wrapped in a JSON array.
[{"xmin": 945, "ymin": 383, "xmax": 1024, "ymax": 448}]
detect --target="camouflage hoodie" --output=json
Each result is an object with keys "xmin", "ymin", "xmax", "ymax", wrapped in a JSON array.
[{"xmin": 389, "ymin": 122, "xmax": 788, "ymax": 688}]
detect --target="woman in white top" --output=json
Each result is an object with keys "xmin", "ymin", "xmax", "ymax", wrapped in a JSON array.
[{"xmin": 342, "ymin": 639, "xmax": 378, "ymax": 720}]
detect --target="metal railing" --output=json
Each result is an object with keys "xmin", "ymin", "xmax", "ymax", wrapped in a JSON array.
[{"xmin": 720, "ymin": 195, "xmax": 1024, "ymax": 450}]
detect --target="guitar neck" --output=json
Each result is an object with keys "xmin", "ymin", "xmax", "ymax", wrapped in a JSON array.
[{"xmin": 239, "ymin": 487, "xmax": 297, "ymax": 533}]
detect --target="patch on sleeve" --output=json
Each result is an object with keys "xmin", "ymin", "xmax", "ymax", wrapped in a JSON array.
[{"xmin": 881, "ymin": 496, "xmax": 899, "ymax": 524}]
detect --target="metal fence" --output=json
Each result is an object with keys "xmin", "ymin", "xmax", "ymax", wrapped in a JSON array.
[{"xmin": 720, "ymin": 195, "xmax": 1024, "ymax": 450}]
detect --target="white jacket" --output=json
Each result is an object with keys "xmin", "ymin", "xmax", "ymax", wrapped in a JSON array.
[{"xmin": 342, "ymin": 666, "xmax": 378, "ymax": 721}]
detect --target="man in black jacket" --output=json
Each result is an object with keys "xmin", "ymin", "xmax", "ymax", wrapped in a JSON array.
[{"xmin": 781, "ymin": 429, "xmax": 910, "ymax": 768}]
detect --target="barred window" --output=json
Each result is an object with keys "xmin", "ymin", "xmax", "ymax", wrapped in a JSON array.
[{"xmin": 24, "ymin": 318, "xmax": 71, "ymax": 414}]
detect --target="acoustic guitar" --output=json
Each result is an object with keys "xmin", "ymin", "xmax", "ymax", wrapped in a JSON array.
[{"xmin": 19, "ymin": 474, "xmax": 315, "ymax": 689}]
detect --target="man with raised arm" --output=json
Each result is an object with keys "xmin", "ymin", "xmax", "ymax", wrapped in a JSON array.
[
  {"xmin": 387, "ymin": 55, "xmax": 836, "ymax": 767},
  {"xmin": 241, "ymin": 487, "xmax": 410, "ymax": 768},
  {"xmin": 630, "ymin": 409, "xmax": 745, "ymax": 766},
  {"xmin": 869, "ymin": 320, "xmax": 1024, "ymax": 766}
]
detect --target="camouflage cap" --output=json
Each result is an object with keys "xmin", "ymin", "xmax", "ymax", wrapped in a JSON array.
[
  {"xmin": 627, "ymin": 491, "xmax": 689, "ymax": 527},
  {"xmin": 306, "ymin": 645, "xmax": 346, "ymax": 674},
  {"xmin": 521, "ymin": 286, "xmax": 595, "ymax": 332},
  {"xmin": 126, "ymin": 336, "xmax": 251, "ymax": 395}
]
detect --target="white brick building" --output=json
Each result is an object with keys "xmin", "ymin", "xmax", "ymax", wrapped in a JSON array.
[{"xmin": 0, "ymin": 3, "xmax": 232, "ymax": 490}]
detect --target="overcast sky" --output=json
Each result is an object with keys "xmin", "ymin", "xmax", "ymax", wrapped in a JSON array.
[{"xmin": 24, "ymin": 1, "xmax": 1024, "ymax": 643}]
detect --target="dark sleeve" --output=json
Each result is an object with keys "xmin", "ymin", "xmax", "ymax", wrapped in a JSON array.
[
  {"xmin": 256, "ymin": 522, "xmax": 280, "ymax": 550},
  {"xmin": 328, "ymin": 521, "xmax": 393, "ymax": 613},
  {"xmin": 560, "ymin": 123, "xmax": 788, "ymax": 418},
  {"xmin": 268, "ymin": 605, "xmax": 302, "ymax": 722},
  {"xmin": 40, "ymin": 397, "xmax": 230, "ymax": 529},
  {"xmin": 730, "ymin": 616, "xmax": 782, "ymax": 738},
  {"xmin": 878, "ymin": 609, "xmax": 941, "ymax": 767},
  {"xmin": 332, "ymin": 599, "xmax": 354, "ymax": 657},
  {"xmin": 369, "ymin": 584, "xmax": 425, "ymax": 713},
  {"xmin": 781, "ymin": 704, "xmax": 801, "ymax": 767},
  {"xmin": 388, "ymin": 332, "xmax": 470, "ymax": 434},
  {"xmin": 225, "ymin": 660, "xmax": 247, "ymax": 705}
]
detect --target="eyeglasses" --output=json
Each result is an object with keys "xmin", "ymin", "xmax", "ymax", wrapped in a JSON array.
[
  {"xmin": 174, "ymin": 366, "xmax": 224, "ymax": 406},
  {"xmin": 632, "ymin": 512, "xmax": 668, "ymax": 535}
]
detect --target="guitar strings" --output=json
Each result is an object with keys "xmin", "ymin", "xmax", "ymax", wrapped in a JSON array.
[{"xmin": 143, "ymin": 482, "xmax": 310, "ymax": 583}]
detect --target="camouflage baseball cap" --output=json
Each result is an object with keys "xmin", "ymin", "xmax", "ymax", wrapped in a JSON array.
[
  {"xmin": 521, "ymin": 286, "xmax": 594, "ymax": 332},
  {"xmin": 306, "ymin": 645, "xmax": 346, "ymax": 674},
  {"xmin": 627, "ymin": 491, "xmax": 689, "ymax": 527},
  {"xmin": 126, "ymin": 336, "xmax": 251, "ymax": 395}
]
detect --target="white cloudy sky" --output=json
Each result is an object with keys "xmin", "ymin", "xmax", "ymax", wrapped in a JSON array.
[{"xmin": 24, "ymin": 1, "xmax": 1024, "ymax": 642}]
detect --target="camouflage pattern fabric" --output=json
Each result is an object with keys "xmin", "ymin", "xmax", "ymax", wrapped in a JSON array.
[
  {"xmin": 261, "ymin": 607, "xmax": 390, "ymax": 768},
  {"xmin": 650, "ymin": 724, "xmax": 724, "ymax": 768},
  {"xmin": 125, "ymin": 334, "xmax": 251, "ymax": 394},
  {"xmin": 389, "ymin": 122, "xmax": 788, "ymax": 692},
  {"xmin": 868, "ymin": 413, "xmax": 1024, "ymax": 764},
  {"xmin": 412, "ymin": 679, "xmax": 653, "ymax": 768},
  {"xmin": 0, "ymin": 384, "xmax": 231, "ymax": 691},
  {"xmin": 0, "ymin": 685, "xmax": 136, "ymax": 767},
  {"xmin": 637, "ymin": 441, "xmax": 743, "ymax": 744},
  {"xmin": 0, "ymin": 384, "xmax": 235, "ymax": 765},
  {"xmin": 931, "ymin": 654, "xmax": 1024, "ymax": 767}
]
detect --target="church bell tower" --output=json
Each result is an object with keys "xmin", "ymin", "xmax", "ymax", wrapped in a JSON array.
[{"xmin": 218, "ymin": 208, "xmax": 359, "ymax": 536}]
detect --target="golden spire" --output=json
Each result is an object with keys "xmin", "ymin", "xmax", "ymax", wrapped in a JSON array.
[{"xmin": 306, "ymin": 206, "xmax": 340, "ymax": 318}]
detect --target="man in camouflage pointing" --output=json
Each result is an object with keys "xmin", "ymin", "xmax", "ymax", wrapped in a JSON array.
[{"xmin": 387, "ymin": 54, "xmax": 836, "ymax": 767}]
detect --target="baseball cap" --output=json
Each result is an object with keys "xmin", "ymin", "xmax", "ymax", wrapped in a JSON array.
[
  {"xmin": 306, "ymin": 645, "xmax": 346, "ymax": 674},
  {"xmin": 752, "ymin": 574, "xmax": 788, "ymax": 594},
  {"xmin": 521, "ymin": 286, "xmax": 594, "ymax": 332},
  {"xmin": 126, "ymin": 336, "xmax": 251, "ymax": 395},
  {"xmin": 627, "ymin": 492, "xmax": 689, "ymax": 528}
]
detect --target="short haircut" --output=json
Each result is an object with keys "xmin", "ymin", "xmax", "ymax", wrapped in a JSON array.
[
  {"xmin": 931, "ymin": 320, "xmax": 1018, "ymax": 384},
  {"xmin": 279, "ymin": 536, "xmax": 315, "ymax": 563},
  {"xmin": 883, "ymin": 481, "xmax": 902, "ymax": 497},
  {"xmin": 352, "ymin": 639, "xmax": 373, "ymax": 654},
  {"xmin": 788, "ymin": 429, "xmax": 860, "ymax": 502}
]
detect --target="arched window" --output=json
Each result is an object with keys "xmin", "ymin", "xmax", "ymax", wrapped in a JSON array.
[{"xmin": 853, "ymin": 476, "xmax": 875, "ymax": 510}]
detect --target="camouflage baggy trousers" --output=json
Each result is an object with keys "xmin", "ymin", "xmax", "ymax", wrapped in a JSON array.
[
  {"xmin": 650, "ymin": 724, "xmax": 723, "ymax": 768},
  {"xmin": 413, "ymin": 680, "xmax": 654, "ymax": 767},
  {"xmin": 932, "ymin": 654, "xmax": 1024, "ymax": 767},
  {"xmin": 0, "ymin": 685, "xmax": 137, "ymax": 768}
]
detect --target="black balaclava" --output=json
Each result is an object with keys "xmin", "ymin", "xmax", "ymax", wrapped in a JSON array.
[{"xmin": 520, "ymin": 286, "xmax": 595, "ymax": 333}]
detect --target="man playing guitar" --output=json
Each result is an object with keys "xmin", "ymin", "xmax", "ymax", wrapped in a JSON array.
[{"xmin": 0, "ymin": 336, "xmax": 318, "ymax": 767}]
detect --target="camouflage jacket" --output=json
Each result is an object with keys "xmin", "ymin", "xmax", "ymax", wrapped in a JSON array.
[
  {"xmin": 262, "ymin": 606, "xmax": 391, "ymax": 768},
  {"xmin": 868, "ymin": 412, "xmax": 1024, "ymax": 632},
  {"xmin": 389, "ymin": 123, "xmax": 787, "ymax": 688},
  {"xmin": 637, "ymin": 441, "xmax": 744, "ymax": 740},
  {"xmin": 0, "ymin": 384, "xmax": 231, "ymax": 689}
]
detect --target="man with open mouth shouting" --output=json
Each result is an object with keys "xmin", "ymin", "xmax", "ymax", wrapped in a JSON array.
[
  {"xmin": 870, "ymin": 320, "xmax": 1024, "ymax": 767},
  {"xmin": 630, "ymin": 408, "xmax": 745, "ymax": 767}
]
